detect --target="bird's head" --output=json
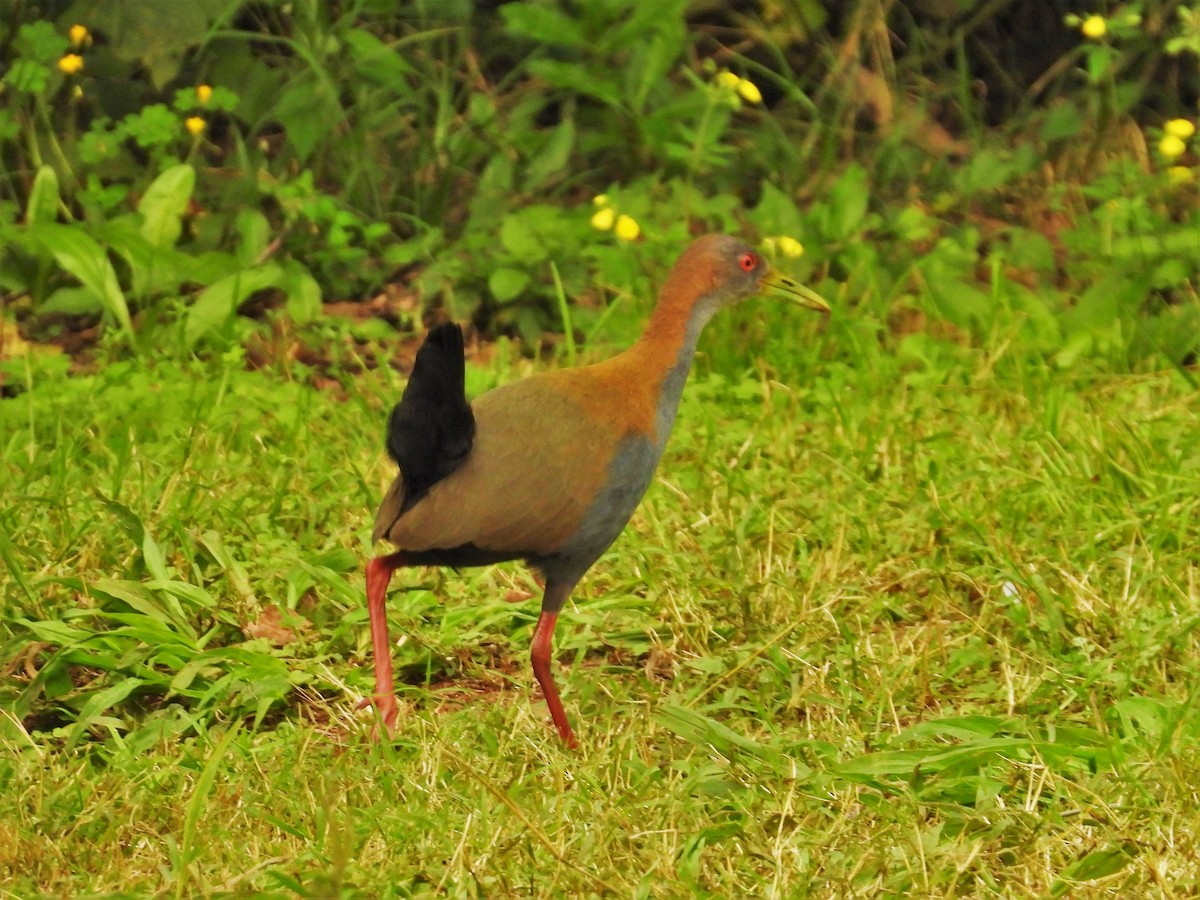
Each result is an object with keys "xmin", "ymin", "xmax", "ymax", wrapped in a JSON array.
[{"xmin": 667, "ymin": 234, "xmax": 830, "ymax": 323}]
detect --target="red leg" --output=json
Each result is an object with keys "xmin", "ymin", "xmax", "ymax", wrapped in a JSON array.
[
  {"xmin": 358, "ymin": 554, "xmax": 401, "ymax": 732},
  {"xmin": 531, "ymin": 609, "xmax": 578, "ymax": 748}
]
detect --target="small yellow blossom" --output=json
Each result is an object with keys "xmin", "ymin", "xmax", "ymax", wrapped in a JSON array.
[
  {"xmin": 763, "ymin": 236, "xmax": 805, "ymax": 258},
  {"xmin": 196, "ymin": 84, "xmax": 213, "ymax": 106},
  {"xmin": 1167, "ymin": 166, "xmax": 1194, "ymax": 184},
  {"xmin": 590, "ymin": 207, "xmax": 615, "ymax": 231},
  {"xmin": 68, "ymin": 24, "xmax": 90, "ymax": 48},
  {"xmin": 1165, "ymin": 118, "xmax": 1196, "ymax": 140},
  {"xmin": 185, "ymin": 116, "xmax": 206, "ymax": 137},
  {"xmin": 1160, "ymin": 134, "xmax": 1186, "ymax": 159},
  {"xmin": 614, "ymin": 214, "xmax": 640, "ymax": 241},
  {"xmin": 1081, "ymin": 15, "xmax": 1107, "ymax": 38},
  {"xmin": 57, "ymin": 54, "xmax": 84, "ymax": 75},
  {"xmin": 592, "ymin": 193, "xmax": 610, "ymax": 207},
  {"xmin": 776, "ymin": 236, "xmax": 804, "ymax": 258},
  {"xmin": 715, "ymin": 71, "xmax": 740, "ymax": 90},
  {"xmin": 736, "ymin": 79, "xmax": 762, "ymax": 104}
]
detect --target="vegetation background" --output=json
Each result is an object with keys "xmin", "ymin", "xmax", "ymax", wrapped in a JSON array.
[{"xmin": 1, "ymin": 0, "xmax": 1198, "ymax": 894}]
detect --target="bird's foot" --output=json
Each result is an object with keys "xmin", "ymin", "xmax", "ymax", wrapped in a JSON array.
[{"xmin": 356, "ymin": 693, "xmax": 399, "ymax": 736}]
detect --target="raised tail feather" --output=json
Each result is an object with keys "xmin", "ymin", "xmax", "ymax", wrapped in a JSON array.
[{"xmin": 373, "ymin": 323, "xmax": 475, "ymax": 542}]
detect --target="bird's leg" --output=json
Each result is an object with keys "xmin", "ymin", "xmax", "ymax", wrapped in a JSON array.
[
  {"xmin": 531, "ymin": 580, "xmax": 578, "ymax": 748},
  {"xmin": 358, "ymin": 553, "xmax": 404, "ymax": 731}
]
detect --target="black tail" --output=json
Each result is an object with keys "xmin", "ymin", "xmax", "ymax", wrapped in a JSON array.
[{"xmin": 385, "ymin": 322, "xmax": 475, "ymax": 513}]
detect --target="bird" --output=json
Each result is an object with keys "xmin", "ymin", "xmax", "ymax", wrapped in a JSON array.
[{"xmin": 361, "ymin": 234, "xmax": 829, "ymax": 747}]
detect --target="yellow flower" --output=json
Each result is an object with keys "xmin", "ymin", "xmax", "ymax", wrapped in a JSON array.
[
  {"xmin": 763, "ymin": 236, "xmax": 805, "ymax": 258},
  {"xmin": 196, "ymin": 84, "xmax": 213, "ymax": 106},
  {"xmin": 614, "ymin": 214, "xmax": 640, "ymax": 241},
  {"xmin": 736, "ymin": 78, "xmax": 762, "ymax": 105},
  {"xmin": 590, "ymin": 207, "xmax": 615, "ymax": 231},
  {"xmin": 1160, "ymin": 134, "xmax": 1186, "ymax": 159},
  {"xmin": 68, "ymin": 24, "xmax": 90, "ymax": 48},
  {"xmin": 1167, "ymin": 166, "xmax": 1194, "ymax": 184},
  {"xmin": 592, "ymin": 193, "xmax": 610, "ymax": 207},
  {"xmin": 715, "ymin": 71, "xmax": 740, "ymax": 90},
  {"xmin": 776, "ymin": 236, "xmax": 804, "ymax": 258},
  {"xmin": 1165, "ymin": 118, "xmax": 1196, "ymax": 140},
  {"xmin": 185, "ymin": 116, "xmax": 206, "ymax": 137},
  {"xmin": 57, "ymin": 54, "xmax": 84, "ymax": 75},
  {"xmin": 1080, "ymin": 15, "xmax": 1107, "ymax": 38}
]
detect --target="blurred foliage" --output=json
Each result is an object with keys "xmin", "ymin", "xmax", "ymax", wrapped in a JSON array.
[{"xmin": 0, "ymin": 0, "xmax": 1196, "ymax": 364}]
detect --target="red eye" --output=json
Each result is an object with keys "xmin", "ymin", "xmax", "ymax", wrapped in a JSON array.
[{"xmin": 738, "ymin": 252, "xmax": 757, "ymax": 272}]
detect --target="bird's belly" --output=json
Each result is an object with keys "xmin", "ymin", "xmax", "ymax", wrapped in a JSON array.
[{"xmin": 538, "ymin": 432, "xmax": 661, "ymax": 584}]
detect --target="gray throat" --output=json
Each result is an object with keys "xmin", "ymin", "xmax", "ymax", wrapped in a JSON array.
[{"xmin": 653, "ymin": 300, "xmax": 717, "ymax": 446}]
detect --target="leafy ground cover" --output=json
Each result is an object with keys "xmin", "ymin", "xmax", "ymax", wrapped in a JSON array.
[{"xmin": 2, "ymin": 307, "xmax": 1198, "ymax": 894}]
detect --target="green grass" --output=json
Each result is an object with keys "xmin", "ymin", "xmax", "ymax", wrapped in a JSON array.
[{"xmin": 2, "ymin": 319, "xmax": 1199, "ymax": 895}]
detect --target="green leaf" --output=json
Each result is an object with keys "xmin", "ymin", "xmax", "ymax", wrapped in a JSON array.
[
  {"xmin": 751, "ymin": 181, "xmax": 804, "ymax": 236},
  {"xmin": 91, "ymin": 578, "xmax": 198, "ymax": 642},
  {"xmin": 69, "ymin": 0, "xmax": 230, "ymax": 88},
  {"xmin": 65, "ymin": 677, "xmax": 146, "ymax": 750},
  {"xmin": 524, "ymin": 119, "xmax": 576, "ymax": 189},
  {"xmin": 527, "ymin": 59, "xmax": 624, "ymax": 108},
  {"xmin": 654, "ymin": 706, "xmax": 781, "ymax": 763},
  {"xmin": 24, "ymin": 223, "xmax": 134, "ymax": 343},
  {"xmin": 142, "ymin": 531, "xmax": 169, "ymax": 582},
  {"xmin": 489, "ymin": 267, "xmax": 531, "ymax": 303},
  {"xmin": 824, "ymin": 163, "xmax": 869, "ymax": 242},
  {"xmin": 501, "ymin": 4, "xmax": 588, "ymax": 47},
  {"xmin": 124, "ymin": 103, "xmax": 180, "ymax": 150},
  {"xmin": 235, "ymin": 209, "xmax": 271, "ymax": 266},
  {"xmin": 139, "ymin": 164, "xmax": 194, "ymax": 249},
  {"xmin": 184, "ymin": 264, "xmax": 282, "ymax": 347},
  {"xmin": 1051, "ymin": 845, "xmax": 1137, "ymax": 895},
  {"xmin": 280, "ymin": 260, "xmax": 322, "ymax": 323},
  {"xmin": 2, "ymin": 59, "xmax": 49, "ymax": 95},
  {"xmin": 15, "ymin": 20, "xmax": 67, "ymax": 61},
  {"xmin": 39, "ymin": 286, "xmax": 104, "ymax": 315},
  {"xmin": 1040, "ymin": 104, "xmax": 1084, "ymax": 143},
  {"xmin": 345, "ymin": 27, "xmax": 414, "ymax": 84},
  {"xmin": 26, "ymin": 166, "xmax": 60, "ymax": 226},
  {"xmin": 99, "ymin": 218, "xmax": 190, "ymax": 299}
]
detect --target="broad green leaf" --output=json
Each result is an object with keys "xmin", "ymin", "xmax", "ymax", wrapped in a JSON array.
[
  {"xmin": 524, "ymin": 120, "xmax": 576, "ymax": 189},
  {"xmin": 138, "ymin": 164, "xmax": 194, "ymax": 248},
  {"xmin": 39, "ymin": 286, "xmax": 103, "ymax": 315},
  {"xmin": 499, "ymin": 215, "xmax": 544, "ymax": 259},
  {"xmin": 142, "ymin": 531, "xmax": 169, "ymax": 582},
  {"xmin": 344, "ymin": 27, "xmax": 414, "ymax": 83},
  {"xmin": 24, "ymin": 223, "xmax": 134, "ymax": 342},
  {"xmin": 527, "ymin": 59, "xmax": 624, "ymax": 108},
  {"xmin": 501, "ymin": 4, "xmax": 587, "ymax": 47},
  {"xmin": 100, "ymin": 219, "xmax": 190, "ymax": 298},
  {"xmin": 26, "ymin": 165, "xmax": 60, "ymax": 226},
  {"xmin": 280, "ymin": 260, "xmax": 322, "ymax": 323},
  {"xmin": 198, "ymin": 530, "xmax": 257, "ymax": 602},
  {"xmin": 1051, "ymin": 845, "xmax": 1137, "ymax": 896},
  {"xmin": 16, "ymin": 617, "xmax": 91, "ymax": 645},
  {"xmin": 489, "ymin": 267, "xmax": 531, "ymax": 303},
  {"xmin": 64, "ymin": 677, "xmax": 146, "ymax": 750},
  {"xmin": 654, "ymin": 706, "xmax": 780, "ymax": 762},
  {"xmin": 824, "ymin": 163, "xmax": 869, "ymax": 242},
  {"xmin": 184, "ymin": 264, "xmax": 282, "ymax": 347},
  {"xmin": 235, "ymin": 209, "xmax": 271, "ymax": 266},
  {"xmin": 750, "ymin": 181, "xmax": 804, "ymax": 237},
  {"xmin": 90, "ymin": 578, "xmax": 198, "ymax": 643},
  {"xmin": 68, "ymin": 0, "xmax": 230, "ymax": 88}
]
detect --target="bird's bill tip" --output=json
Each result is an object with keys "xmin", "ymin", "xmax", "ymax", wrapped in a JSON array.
[{"xmin": 759, "ymin": 269, "xmax": 831, "ymax": 313}]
